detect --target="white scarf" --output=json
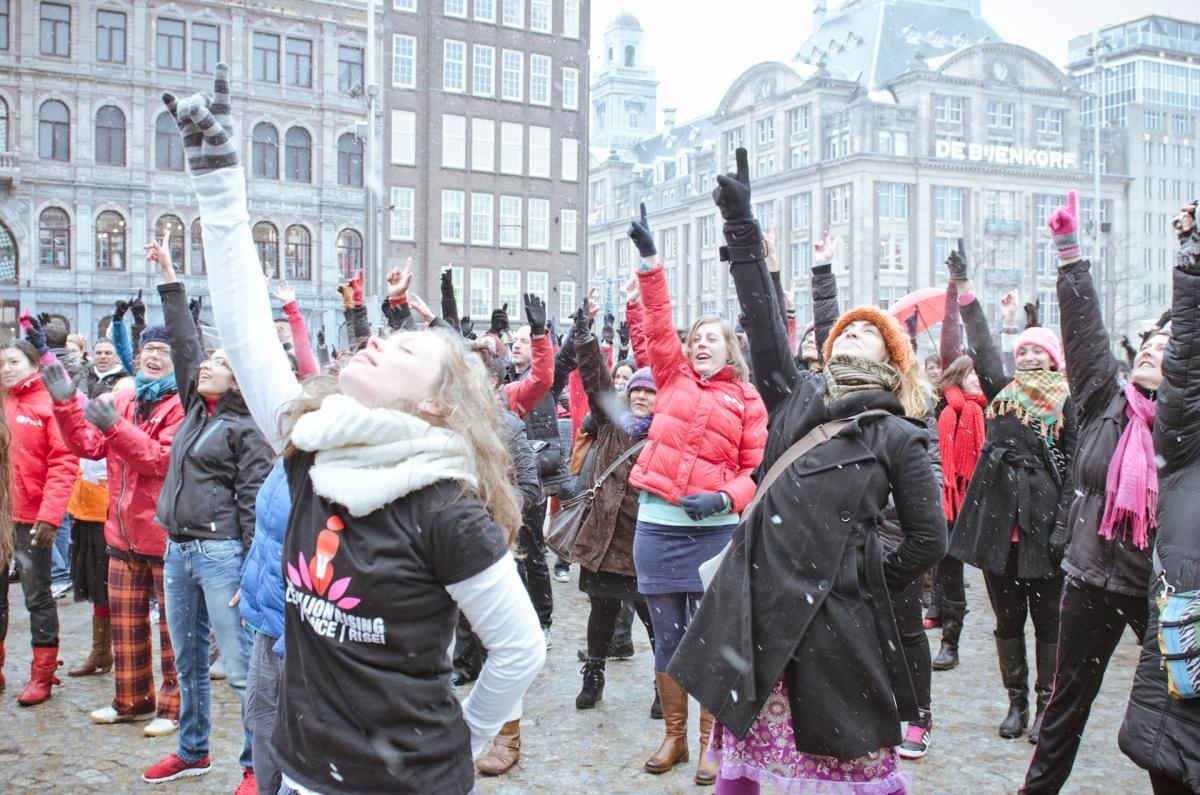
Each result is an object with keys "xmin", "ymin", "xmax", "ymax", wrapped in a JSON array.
[{"xmin": 290, "ymin": 393, "xmax": 478, "ymax": 517}]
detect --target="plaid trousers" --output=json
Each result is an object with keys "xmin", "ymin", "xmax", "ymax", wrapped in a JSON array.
[{"xmin": 108, "ymin": 555, "xmax": 179, "ymax": 720}]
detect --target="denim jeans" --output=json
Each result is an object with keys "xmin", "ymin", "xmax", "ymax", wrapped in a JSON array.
[
  {"xmin": 247, "ymin": 631, "xmax": 282, "ymax": 795},
  {"xmin": 164, "ymin": 538, "xmax": 252, "ymax": 767},
  {"xmin": 12, "ymin": 522, "xmax": 58, "ymax": 646},
  {"xmin": 50, "ymin": 514, "xmax": 72, "ymax": 585}
]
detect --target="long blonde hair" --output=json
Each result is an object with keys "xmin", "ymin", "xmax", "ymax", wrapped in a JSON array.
[
  {"xmin": 686, "ymin": 314, "xmax": 749, "ymax": 382},
  {"xmin": 279, "ymin": 330, "xmax": 523, "ymax": 544}
]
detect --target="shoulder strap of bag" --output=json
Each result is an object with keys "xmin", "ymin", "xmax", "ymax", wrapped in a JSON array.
[
  {"xmin": 743, "ymin": 409, "xmax": 892, "ymax": 520},
  {"xmin": 591, "ymin": 439, "xmax": 648, "ymax": 491}
]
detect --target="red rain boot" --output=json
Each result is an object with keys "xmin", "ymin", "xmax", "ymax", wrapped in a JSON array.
[{"xmin": 17, "ymin": 646, "xmax": 62, "ymax": 706}]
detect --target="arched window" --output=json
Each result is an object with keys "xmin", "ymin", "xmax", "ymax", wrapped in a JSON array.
[
  {"xmin": 95, "ymin": 211, "xmax": 126, "ymax": 271},
  {"xmin": 39, "ymin": 100, "xmax": 70, "ymax": 161},
  {"xmin": 252, "ymin": 122, "xmax": 279, "ymax": 179},
  {"xmin": 624, "ymin": 45, "xmax": 635, "ymax": 67},
  {"xmin": 0, "ymin": 97, "xmax": 9, "ymax": 152},
  {"xmin": 0, "ymin": 221, "xmax": 19, "ymax": 283},
  {"xmin": 336, "ymin": 228, "xmax": 362, "ymax": 280},
  {"xmin": 154, "ymin": 214, "xmax": 186, "ymax": 275},
  {"xmin": 190, "ymin": 219, "xmax": 206, "ymax": 275},
  {"xmin": 155, "ymin": 112, "xmax": 183, "ymax": 170},
  {"xmin": 284, "ymin": 127, "xmax": 311, "ymax": 183},
  {"xmin": 284, "ymin": 225, "xmax": 311, "ymax": 280},
  {"xmin": 337, "ymin": 133, "xmax": 362, "ymax": 187},
  {"xmin": 38, "ymin": 208, "xmax": 70, "ymax": 269},
  {"xmin": 253, "ymin": 221, "xmax": 279, "ymax": 278},
  {"xmin": 95, "ymin": 105, "xmax": 125, "ymax": 166}
]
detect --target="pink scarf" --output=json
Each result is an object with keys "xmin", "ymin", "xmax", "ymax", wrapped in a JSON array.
[{"xmin": 1099, "ymin": 383, "xmax": 1158, "ymax": 549}]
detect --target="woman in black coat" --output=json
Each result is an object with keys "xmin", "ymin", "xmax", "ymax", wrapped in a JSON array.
[
  {"xmin": 947, "ymin": 271, "xmax": 1077, "ymax": 744},
  {"xmin": 1118, "ymin": 206, "xmax": 1200, "ymax": 794},
  {"xmin": 668, "ymin": 150, "xmax": 945, "ymax": 792}
]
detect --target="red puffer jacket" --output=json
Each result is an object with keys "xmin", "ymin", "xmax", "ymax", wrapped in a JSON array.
[
  {"xmin": 6, "ymin": 374, "xmax": 79, "ymax": 526},
  {"xmin": 628, "ymin": 265, "xmax": 767, "ymax": 512},
  {"xmin": 52, "ymin": 387, "xmax": 184, "ymax": 559}
]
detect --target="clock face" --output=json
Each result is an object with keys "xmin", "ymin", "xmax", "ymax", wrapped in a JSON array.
[{"xmin": 992, "ymin": 61, "xmax": 1008, "ymax": 80}]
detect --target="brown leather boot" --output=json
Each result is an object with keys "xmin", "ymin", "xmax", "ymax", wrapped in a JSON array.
[
  {"xmin": 695, "ymin": 707, "xmax": 719, "ymax": 785},
  {"xmin": 69, "ymin": 615, "xmax": 114, "ymax": 677},
  {"xmin": 475, "ymin": 719, "xmax": 520, "ymax": 776},
  {"xmin": 644, "ymin": 672, "xmax": 689, "ymax": 774}
]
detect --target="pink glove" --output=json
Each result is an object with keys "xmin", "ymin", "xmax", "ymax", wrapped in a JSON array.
[
  {"xmin": 1046, "ymin": 190, "xmax": 1080, "ymax": 261},
  {"xmin": 18, "ymin": 309, "xmax": 32, "ymax": 331}
]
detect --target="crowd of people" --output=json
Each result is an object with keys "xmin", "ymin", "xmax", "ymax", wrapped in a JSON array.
[{"xmin": 3, "ymin": 63, "xmax": 1200, "ymax": 795}]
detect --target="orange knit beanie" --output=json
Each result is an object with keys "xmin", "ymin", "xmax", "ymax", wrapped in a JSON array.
[{"xmin": 823, "ymin": 306, "xmax": 916, "ymax": 373}]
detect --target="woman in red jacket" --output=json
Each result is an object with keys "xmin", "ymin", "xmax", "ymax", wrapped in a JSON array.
[
  {"xmin": 625, "ymin": 204, "xmax": 768, "ymax": 781},
  {"xmin": 0, "ymin": 339, "xmax": 79, "ymax": 706}
]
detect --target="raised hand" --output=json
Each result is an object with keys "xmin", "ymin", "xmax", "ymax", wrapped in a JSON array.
[
  {"xmin": 524, "ymin": 293, "xmax": 547, "ymax": 336},
  {"xmin": 624, "ymin": 274, "xmax": 640, "ymax": 305},
  {"xmin": 572, "ymin": 301, "xmax": 590, "ymax": 339},
  {"xmin": 23, "ymin": 311, "xmax": 48, "ymax": 354},
  {"xmin": 1175, "ymin": 201, "xmax": 1197, "ymax": 238},
  {"xmin": 317, "ymin": 327, "xmax": 326, "ymax": 347},
  {"xmin": 712, "ymin": 147, "xmax": 752, "ymax": 222},
  {"xmin": 490, "ymin": 303, "xmax": 509, "ymax": 336},
  {"xmin": 271, "ymin": 279, "xmax": 296, "ymax": 305},
  {"xmin": 813, "ymin": 230, "xmax": 838, "ymax": 264},
  {"xmin": 144, "ymin": 228, "xmax": 176, "ymax": 282},
  {"xmin": 130, "ymin": 289, "xmax": 146, "ymax": 325},
  {"xmin": 188, "ymin": 296, "xmax": 204, "ymax": 324},
  {"xmin": 386, "ymin": 258, "xmax": 414, "ymax": 301},
  {"xmin": 618, "ymin": 320, "xmax": 630, "ymax": 346},
  {"xmin": 408, "ymin": 292, "xmax": 435, "ymax": 323},
  {"xmin": 1000, "ymin": 290, "xmax": 1020, "ymax": 325},
  {"xmin": 586, "ymin": 287, "xmax": 600, "ymax": 323},
  {"xmin": 764, "ymin": 226, "xmax": 779, "ymax": 274},
  {"xmin": 41, "ymin": 363, "xmax": 75, "ymax": 402},
  {"xmin": 628, "ymin": 202, "xmax": 657, "ymax": 258},
  {"xmin": 460, "ymin": 317, "xmax": 476, "ymax": 340},
  {"xmin": 84, "ymin": 394, "xmax": 119, "ymax": 432},
  {"xmin": 946, "ymin": 249, "xmax": 969, "ymax": 282},
  {"xmin": 113, "ymin": 298, "xmax": 130, "ymax": 321},
  {"xmin": 1046, "ymin": 189, "xmax": 1079, "ymax": 236},
  {"xmin": 348, "ymin": 269, "xmax": 365, "ymax": 306},
  {"xmin": 162, "ymin": 63, "xmax": 238, "ymax": 175}
]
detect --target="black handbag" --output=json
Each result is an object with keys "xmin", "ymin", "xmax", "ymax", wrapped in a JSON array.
[{"xmin": 545, "ymin": 439, "xmax": 646, "ymax": 562}]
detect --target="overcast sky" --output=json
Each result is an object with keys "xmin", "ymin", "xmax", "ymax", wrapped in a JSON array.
[{"xmin": 589, "ymin": 0, "xmax": 1200, "ymax": 123}]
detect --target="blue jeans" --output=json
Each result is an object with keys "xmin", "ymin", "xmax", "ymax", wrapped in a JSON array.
[
  {"xmin": 247, "ymin": 631, "xmax": 282, "ymax": 795},
  {"xmin": 164, "ymin": 538, "xmax": 252, "ymax": 767},
  {"xmin": 50, "ymin": 514, "xmax": 72, "ymax": 585}
]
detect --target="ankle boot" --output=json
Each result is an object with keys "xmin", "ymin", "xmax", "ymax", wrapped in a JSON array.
[
  {"xmin": 69, "ymin": 615, "xmax": 114, "ymax": 677},
  {"xmin": 475, "ymin": 719, "xmax": 520, "ymax": 775},
  {"xmin": 932, "ymin": 599, "xmax": 967, "ymax": 671},
  {"xmin": 695, "ymin": 707, "xmax": 719, "ymax": 785},
  {"xmin": 645, "ymin": 672, "xmax": 689, "ymax": 773},
  {"xmin": 575, "ymin": 657, "xmax": 606, "ymax": 709},
  {"xmin": 17, "ymin": 646, "xmax": 62, "ymax": 706},
  {"xmin": 1029, "ymin": 641, "xmax": 1057, "ymax": 744},
  {"xmin": 995, "ymin": 634, "xmax": 1029, "ymax": 738}
]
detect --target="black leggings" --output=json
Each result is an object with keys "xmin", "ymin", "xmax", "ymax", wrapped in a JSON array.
[
  {"xmin": 1149, "ymin": 771, "xmax": 1196, "ymax": 795},
  {"xmin": 586, "ymin": 597, "xmax": 654, "ymax": 659},
  {"xmin": 983, "ymin": 544, "xmax": 1062, "ymax": 642},
  {"xmin": 891, "ymin": 576, "xmax": 932, "ymax": 715},
  {"xmin": 934, "ymin": 554, "xmax": 966, "ymax": 603}
]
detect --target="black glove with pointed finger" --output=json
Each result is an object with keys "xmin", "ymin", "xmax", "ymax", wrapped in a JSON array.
[{"xmin": 712, "ymin": 148, "xmax": 752, "ymax": 222}]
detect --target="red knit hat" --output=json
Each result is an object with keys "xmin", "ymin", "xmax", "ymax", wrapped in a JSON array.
[{"xmin": 823, "ymin": 306, "xmax": 915, "ymax": 373}]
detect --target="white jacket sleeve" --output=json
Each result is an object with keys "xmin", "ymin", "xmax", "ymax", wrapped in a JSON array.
[
  {"xmin": 445, "ymin": 553, "xmax": 545, "ymax": 758},
  {"xmin": 192, "ymin": 167, "xmax": 302, "ymax": 452}
]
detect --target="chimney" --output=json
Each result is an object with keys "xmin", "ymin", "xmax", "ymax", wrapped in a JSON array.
[{"xmin": 663, "ymin": 107, "xmax": 677, "ymax": 129}]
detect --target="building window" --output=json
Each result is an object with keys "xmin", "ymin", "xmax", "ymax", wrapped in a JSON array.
[
  {"xmin": 724, "ymin": 128, "xmax": 744, "ymax": 156},
  {"xmin": 337, "ymin": 133, "xmax": 363, "ymax": 187},
  {"xmin": 528, "ymin": 125, "xmax": 550, "ymax": 178},
  {"xmin": 755, "ymin": 153, "xmax": 775, "ymax": 178},
  {"xmin": 0, "ymin": 1, "xmax": 9, "ymax": 51},
  {"xmin": 789, "ymin": 192, "xmax": 811, "ymax": 237},
  {"xmin": 790, "ymin": 142, "xmax": 810, "ymax": 168},
  {"xmin": 390, "ymin": 186, "xmax": 414, "ymax": 240},
  {"xmin": 530, "ymin": 54, "xmax": 551, "ymax": 105},
  {"xmin": 284, "ymin": 127, "xmax": 312, "ymax": 182},
  {"xmin": 626, "ymin": 101, "xmax": 641, "ymax": 128},
  {"xmin": 40, "ymin": 3, "xmax": 70, "ymax": 57},
  {"xmin": 39, "ymin": 100, "xmax": 70, "ymax": 162},
  {"xmin": 1035, "ymin": 107, "xmax": 1062, "ymax": 135},
  {"xmin": 156, "ymin": 18, "xmax": 185, "ymax": 70},
  {"xmin": 94, "ymin": 105, "xmax": 125, "ymax": 167},
  {"xmin": 498, "ymin": 269, "xmax": 521, "ymax": 310},
  {"xmin": 471, "ymin": 118, "xmax": 494, "ymax": 171},
  {"xmin": 391, "ymin": 110, "xmax": 416, "ymax": 165},
  {"xmin": 500, "ymin": 122, "xmax": 522, "ymax": 175},
  {"xmin": 155, "ymin": 112, "xmax": 184, "ymax": 171},
  {"xmin": 624, "ymin": 45, "xmax": 635, "ymax": 67},
  {"xmin": 471, "ymin": 193, "xmax": 494, "ymax": 245},
  {"xmin": 984, "ymin": 190, "xmax": 1016, "ymax": 220},
  {"xmin": 877, "ymin": 183, "xmax": 908, "ymax": 220},
  {"xmin": 441, "ymin": 190, "xmax": 465, "ymax": 242},
  {"xmin": 878, "ymin": 234, "xmax": 908, "ymax": 270},
  {"xmin": 474, "ymin": 0, "xmax": 495, "ymax": 22},
  {"xmin": 253, "ymin": 221, "xmax": 279, "ymax": 277},
  {"xmin": 562, "ymin": 67, "xmax": 579, "ymax": 110},
  {"xmin": 563, "ymin": 0, "xmax": 580, "ymax": 38},
  {"xmin": 934, "ymin": 95, "xmax": 964, "ymax": 124},
  {"xmin": 95, "ymin": 211, "xmax": 126, "ymax": 271},
  {"xmin": 39, "ymin": 208, "xmax": 70, "ymax": 269},
  {"xmin": 530, "ymin": 0, "xmax": 551, "ymax": 33},
  {"xmin": 392, "ymin": 35, "xmax": 416, "ymax": 88},
  {"xmin": 444, "ymin": 0, "xmax": 466, "ymax": 17},
  {"xmin": 701, "ymin": 216, "xmax": 716, "ymax": 248},
  {"xmin": 472, "ymin": 44, "xmax": 495, "ymax": 96},
  {"xmin": 933, "ymin": 186, "xmax": 963, "ymax": 224},
  {"xmin": 499, "ymin": 195, "xmax": 521, "ymax": 247},
  {"xmin": 756, "ymin": 117, "xmax": 775, "ymax": 146},
  {"xmin": 442, "ymin": 113, "xmax": 466, "ymax": 169},
  {"xmin": 470, "ymin": 268, "xmax": 493, "ymax": 316},
  {"xmin": 561, "ymin": 137, "xmax": 579, "ymax": 182},
  {"xmin": 190, "ymin": 219, "xmax": 206, "ymax": 275},
  {"xmin": 502, "ymin": 50, "xmax": 523, "ymax": 101},
  {"xmin": 252, "ymin": 123, "xmax": 280, "ymax": 179},
  {"xmin": 790, "ymin": 105, "xmax": 811, "ymax": 136},
  {"xmin": 0, "ymin": 98, "xmax": 9, "ymax": 152},
  {"xmin": 877, "ymin": 130, "xmax": 909, "ymax": 155},
  {"xmin": 560, "ymin": 208, "xmax": 577, "ymax": 252},
  {"xmin": 154, "ymin": 215, "xmax": 186, "ymax": 274},
  {"xmin": 253, "ymin": 32, "xmax": 280, "ymax": 82},
  {"xmin": 559, "ymin": 281, "xmax": 576, "ymax": 323},
  {"xmin": 987, "ymin": 100, "xmax": 1014, "ymax": 130},
  {"xmin": 394, "ymin": 0, "xmax": 417, "ymax": 10},
  {"xmin": 337, "ymin": 228, "xmax": 363, "ymax": 280},
  {"xmin": 285, "ymin": 38, "xmax": 313, "ymax": 88},
  {"xmin": 192, "ymin": 23, "xmax": 219, "ymax": 74},
  {"xmin": 284, "ymin": 225, "xmax": 311, "ymax": 280},
  {"xmin": 97, "ymin": 10, "xmax": 126, "ymax": 63},
  {"xmin": 443, "ymin": 40, "xmax": 466, "ymax": 93},
  {"xmin": 527, "ymin": 270, "xmax": 548, "ymax": 303},
  {"xmin": 828, "ymin": 185, "xmax": 851, "ymax": 224},
  {"xmin": 503, "ymin": 0, "xmax": 523, "ymax": 27},
  {"xmin": 338, "ymin": 46, "xmax": 364, "ymax": 94}
]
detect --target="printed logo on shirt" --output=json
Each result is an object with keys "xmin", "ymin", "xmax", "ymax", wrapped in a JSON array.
[
  {"xmin": 721, "ymin": 393, "xmax": 745, "ymax": 412},
  {"xmin": 286, "ymin": 514, "xmax": 387, "ymax": 646},
  {"xmin": 15, "ymin": 414, "xmax": 44, "ymax": 427}
]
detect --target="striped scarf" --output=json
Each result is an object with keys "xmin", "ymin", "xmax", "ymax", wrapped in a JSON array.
[{"xmin": 986, "ymin": 369, "xmax": 1069, "ymax": 445}]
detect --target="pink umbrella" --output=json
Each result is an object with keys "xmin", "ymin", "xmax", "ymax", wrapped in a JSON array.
[{"xmin": 890, "ymin": 287, "xmax": 947, "ymax": 333}]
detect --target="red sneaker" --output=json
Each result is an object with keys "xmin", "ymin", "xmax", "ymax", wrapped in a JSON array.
[
  {"xmin": 142, "ymin": 753, "xmax": 212, "ymax": 783},
  {"xmin": 235, "ymin": 767, "xmax": 256, "ymax": 795}
]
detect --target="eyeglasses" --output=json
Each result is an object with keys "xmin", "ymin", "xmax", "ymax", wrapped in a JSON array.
[
  {"xmin": 205, "ymin": 356, "xmax": 231, "ymax": 370},
  {"xmin": 141, "ymin": 343, "xmax": 172, "ymax": 356}
]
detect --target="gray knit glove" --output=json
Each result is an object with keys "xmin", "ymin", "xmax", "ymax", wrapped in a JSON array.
[{"xmin": 162, "ymin": 63, "xmax": 239, "ymax": 175}]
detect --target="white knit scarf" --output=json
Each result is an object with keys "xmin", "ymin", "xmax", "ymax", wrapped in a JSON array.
[{"xmin": 290, "ymin": 393, "xmax": 478, "ymax": 517}]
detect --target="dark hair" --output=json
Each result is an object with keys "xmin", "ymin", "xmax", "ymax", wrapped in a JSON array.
[
  {"xmin": 936, "ymin": 354, "xmax": 976, "ymax": 394},
  {"xmin": 0, "ymin": 339, "xmax": 40, "ymax": 369},
  {"xmin": 611, "ymin": 358, "xmax": 635, "ymax": 379},
  {"xmin": 924, "ymin": 354, "xmax": 940, "ymax": 369},
  {"xmin": 43, "ymin": 318, "xmax": 69, "ymax": 349},
  {"xmin": 470, "ymin": 339, "xmax": 508, "ymax": 384}
]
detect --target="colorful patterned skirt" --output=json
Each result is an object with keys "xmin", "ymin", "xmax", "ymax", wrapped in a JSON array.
[{"xmin": 710, "ymin": 679, "xmax": 909, "ymax": 794}]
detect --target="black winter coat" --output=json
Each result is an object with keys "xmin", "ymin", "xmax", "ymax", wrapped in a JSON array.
[
  {"xmin": 502, "ymin": 409, "xmax": 541, "ymax": 512},
  {"xmin": 668, "ymin": 224, "xmax": 946, "ymax": 760},
  {"xmin": 1119, "ymin": 263, "xmax": 1200, "ymax": 788},
  {"xmin": 1057, "ymin": 259, "xmax": 1155, "ymax": 596},
  {"xmin": 81, "ymin": 366, "xmax": 127, "ymax": 399},
  {"xmin": 948, "ymin": 297, "xmax": 1077, "ymax": 579},
  {"xmin": 154, "ymin": 282, "xmax": 273, "ymax": 549}
]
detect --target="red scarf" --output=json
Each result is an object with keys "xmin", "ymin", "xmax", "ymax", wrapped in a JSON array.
[{"xmin": 939, "ymin": 385, "xmax": 988, "ymax": 521}]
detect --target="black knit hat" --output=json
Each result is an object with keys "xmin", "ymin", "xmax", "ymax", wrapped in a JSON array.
[{"xmin": 139, "ymin": 324, "xmax": 169, "ymax": 347}]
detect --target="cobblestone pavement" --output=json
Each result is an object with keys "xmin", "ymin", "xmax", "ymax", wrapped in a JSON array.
[{"xmin": 1, "ymin": 568, "xmax": 1149, "ymax": 793}]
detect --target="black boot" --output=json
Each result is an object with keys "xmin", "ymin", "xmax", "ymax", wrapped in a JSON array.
[
  {"xmin": 995, "ymin": 634, "xmax": 1029, "ymax": 739},
  {"xmin": 575, "ymin": 657, "xmax": 606, "ymax": 709},
  {"xmin": 932, "ymin": 599, "xmax": 967, "ymax": 671},
  {"xmin": 1029, "ymin": 640, "xmax": 1057, "ymax": 744}
]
